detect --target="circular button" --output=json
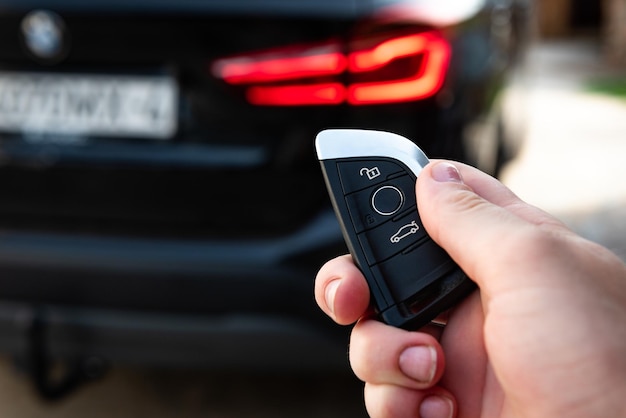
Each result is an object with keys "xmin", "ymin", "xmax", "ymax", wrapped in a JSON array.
[{"xmin": 371, "ymin": 185, "xmax": 404, "ymax": 216}]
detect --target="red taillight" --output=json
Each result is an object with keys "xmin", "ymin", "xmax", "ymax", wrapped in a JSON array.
[
  {"xmin": 348, "ymin": 33, "xmax": 451, "ymax": 104},
  {"xmin": 213, "ymin": 44, "xmax": 346, "ymax": 85},
  {"xmin": 211, "ymin": 31, "xmax": 450, "ymax": 106},
  {"xmin": 247, "ymin": 83, "xmax": 345, "ymax": 106}
]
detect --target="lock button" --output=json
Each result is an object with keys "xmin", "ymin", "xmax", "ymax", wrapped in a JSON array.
[
  {"xmin": 345, "ymin": 175, "xmax": 416, "ymax": 233},
  {"xmin": 371, "ymin": 185, "xmax": 404, "ymax": 216}
]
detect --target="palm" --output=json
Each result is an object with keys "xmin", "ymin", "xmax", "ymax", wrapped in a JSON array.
[
  {"xmin": 438, "ymin": 274, "xmax": 626, "ymax": 418},
  {"xmin": 435, "ymin": 292, "xmax": 504, "ymax": 417}
]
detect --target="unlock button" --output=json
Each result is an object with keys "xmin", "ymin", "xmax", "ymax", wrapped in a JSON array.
[{"xmin": 337, "ymin": 160, "xmax": 405, "ymax": 194}]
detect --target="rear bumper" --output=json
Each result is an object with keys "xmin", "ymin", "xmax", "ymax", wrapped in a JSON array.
[
  {"xmin": 0, "ymin": 209, "xmax": 350, "ymax": 370},
  {"xmin": 0, "ymin": 302, "xmax": 350, "ymax": 371}
]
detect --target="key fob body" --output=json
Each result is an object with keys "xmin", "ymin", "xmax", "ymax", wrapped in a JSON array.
[{"xmin": 315, "ymin": 129, "xmax": 475, "ymax": 329}]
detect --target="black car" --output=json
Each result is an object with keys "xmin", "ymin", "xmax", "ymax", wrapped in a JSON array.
[{"xmin": 0, "ymin": 0, "xmax": 530, "ymax": 396}]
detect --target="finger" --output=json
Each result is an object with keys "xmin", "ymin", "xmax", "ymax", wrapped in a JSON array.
[
  {"xmin": 415, "ymin": 161, "xmax": 572, "ymax": 295},
  {"xmin": 364, "ymin": 383, "xmax": 456, "ymax": 418},
  {"xmin": 350, "ymin": 319, "xmax": 445, "ymax": 389},
  {"xmin": 315, "ymin": 254, "xmax": 370, "ymax": 325},
  {"xmin": 426, "ymin": 160, "xmax": 565, "ymax": 228}
]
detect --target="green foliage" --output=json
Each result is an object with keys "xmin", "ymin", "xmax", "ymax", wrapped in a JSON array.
[{"xmin": 586, "ymin": 77, "xmax": 626, "ymax": 100}]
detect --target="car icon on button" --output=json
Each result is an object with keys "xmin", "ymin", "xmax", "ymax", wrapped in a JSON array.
[{"xmin": 390, "ymin": 220, "xmax": 420, "ymax": 243}]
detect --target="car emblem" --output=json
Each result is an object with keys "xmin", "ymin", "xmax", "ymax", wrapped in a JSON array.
[{"xmin": 21, "ymin": 10, "xmax": 68, "ymax": 62}]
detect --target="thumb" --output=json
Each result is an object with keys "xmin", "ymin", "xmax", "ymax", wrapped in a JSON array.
[{"xmin": 415, "ymin": 161, "xmax": 567, "ymax": 296}]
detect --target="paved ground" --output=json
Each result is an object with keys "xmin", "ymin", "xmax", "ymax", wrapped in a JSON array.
[
  {"xmin": 500, "ymin": 37, "xmax": 626, "ymax": 261},
  {"xmin": 0, "ymin": 367, "xmax": 368, "ymax": 418},
  {"xmin": 0, "ymin": 37, "xmax": 625, "ymax": 417}
]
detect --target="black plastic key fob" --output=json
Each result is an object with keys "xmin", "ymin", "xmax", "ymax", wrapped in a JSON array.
[{"xmin": 315, "ymin": 129, "xmax": 475, "ymax": 330}]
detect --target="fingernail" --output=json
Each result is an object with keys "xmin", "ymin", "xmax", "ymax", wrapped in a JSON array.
[
  {"xmin": 398, "ymin": 345, "xmax": 437, "ymax": 384},
  {"xmin": 325, "ymin": 279, "xmax": 340, "ymax": 315},
  {"xmin": 431, "ymin": 162, "xmax": 463, "ymax": 184},
  {"xmin": 420, "ymin": 395, "xmax": 454, "ymax": 418}
]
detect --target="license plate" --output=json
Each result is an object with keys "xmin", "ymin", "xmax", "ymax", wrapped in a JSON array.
[{"xmin": 0, "ymin": 72, "xmax": 178, "ymax": 139}]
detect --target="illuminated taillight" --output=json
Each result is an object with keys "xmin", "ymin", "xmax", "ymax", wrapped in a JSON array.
[
  {"xmin": 347, "ymin": 32, "xmax": 450, "ymax": 104},
  {"xmin": 247, "ymin": 83, "xmax": 345, "ymax": 106},
  {"xmin": 213, "ymin": 43, "xmax": 346, "ymax": 85},
  {"xmin": 211, "ymin": 31, "xmax": 450, "ymax": 106}
]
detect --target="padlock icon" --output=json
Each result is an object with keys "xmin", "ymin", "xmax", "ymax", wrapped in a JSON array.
[{"xmin": 359, "ymin": 166, "xmax": 381, "ymax": 180}]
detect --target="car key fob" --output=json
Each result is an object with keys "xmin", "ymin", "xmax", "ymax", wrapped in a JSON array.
[{"xmin": 315, "ymin": 129, "xmax": 475, "ymax": 330}]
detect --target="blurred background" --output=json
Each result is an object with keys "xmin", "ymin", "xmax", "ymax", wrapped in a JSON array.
[{"xmin": 0, "ymin": 0, "xmax": 624, "ymax": 416}]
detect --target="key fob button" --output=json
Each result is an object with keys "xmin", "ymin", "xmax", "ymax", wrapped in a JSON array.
[
  {"xmin": 373, "ymin": 240, "xmax": 455, "ymax": 302},
  {"xmin": 337, "ymin": 160, "xmax": 405, "ymax": 194},
  {"xmin": 372, "ymin": 185, "xmax": 404, "ymax": 216},
  {"xmin": 358, "ymin": 208, "xmax": 428, "ymax": 265},
  {"xmin": 346, "ymin": 175, "xmax": 416, "ymax": 233}
]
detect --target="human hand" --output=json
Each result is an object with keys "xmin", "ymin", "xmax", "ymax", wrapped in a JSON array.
[{"xmin": 315, "ymin": 160, "xmax": 626, "ymax": 418}]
